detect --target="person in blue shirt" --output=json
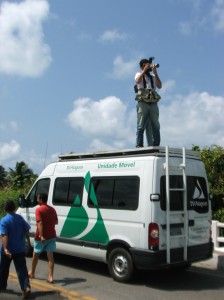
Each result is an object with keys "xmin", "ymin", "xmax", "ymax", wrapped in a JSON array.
[{"xmin": 0, "ymin": 199, "xmax": 31, "ymax": 299}]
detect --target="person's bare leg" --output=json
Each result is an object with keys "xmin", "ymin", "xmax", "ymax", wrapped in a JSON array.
[
  {"xmin": 46, "ymin": 252, "xmax": 54, "ymax": 283},
  {"xmin": 28, "ymin": 252, "xmax": 39, "ymax": 278}
]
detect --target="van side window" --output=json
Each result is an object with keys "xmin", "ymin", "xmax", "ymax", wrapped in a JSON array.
[
  {"xmin": 53, "ymin": 177, "xmax": 84, "ymax": 206},
  {"xmin": 88, "ymin": 176, "xmax": 139, "ymax": 210},
  {"xmin": 160, "ymin": 175, "xmax": 208, "ymax": 213},
  {"xmin": 27, "ymin": 178, "xmax": 50, "ymax": 207}
]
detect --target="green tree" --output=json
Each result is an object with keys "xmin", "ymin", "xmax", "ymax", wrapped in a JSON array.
[
  {"xmin": 7, "ymin": 161, "xmax": 37, "ymax": 189},
  {"xmin": 0, "ymin": 165, "xmax": 7, "ymax": 188},
  {"xmin": 192, "ymin": 145, "xmax": 224, "ymax": 219}
]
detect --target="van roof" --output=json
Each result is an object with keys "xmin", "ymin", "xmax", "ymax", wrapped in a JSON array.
[{"xmin": 58, "ymin": 146, "xmax": 201, "ymax": 161}]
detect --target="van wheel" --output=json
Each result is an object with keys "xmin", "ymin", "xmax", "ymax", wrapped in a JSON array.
[{"xmin": 108, "ymin": 248, "xmax": 134, "ymax": 283}]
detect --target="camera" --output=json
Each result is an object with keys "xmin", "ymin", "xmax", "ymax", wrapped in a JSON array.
[{"xmin": 147, "ymin": 56, "xmax": 160, "ymax": 74}]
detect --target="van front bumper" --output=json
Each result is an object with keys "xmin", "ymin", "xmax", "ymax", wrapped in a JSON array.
[{"xmin": 130, "ymin": 241, "xmax": 214, "ymax": 270}]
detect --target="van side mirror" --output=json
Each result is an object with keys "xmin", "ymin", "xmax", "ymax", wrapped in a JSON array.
[{"xmin": 18, "ymin": 194, "xmax": 27, "ymax": 208}]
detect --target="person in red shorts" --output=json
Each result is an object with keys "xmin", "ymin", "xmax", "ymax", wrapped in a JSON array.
[{"xmin": 28, "ymin": 193, "xmax": 58, "ymax": 283}]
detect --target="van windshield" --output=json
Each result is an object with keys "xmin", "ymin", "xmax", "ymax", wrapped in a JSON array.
[
  {"xmin": 160, "ymin": 175, "xmax": 209, "ymax": 213},
  {"xmin": 27, "ymin": 178, "xmax": 50, "ymax": 207}
]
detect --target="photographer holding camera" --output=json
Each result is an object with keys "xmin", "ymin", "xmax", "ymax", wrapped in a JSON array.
[{"xmin": 135, "ymin": 57, "xmax": 162, "ymax": 147}]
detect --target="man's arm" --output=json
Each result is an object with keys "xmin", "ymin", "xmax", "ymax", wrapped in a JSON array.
[
  {"xmin": 152, "ymin": 65, "xmax": 162, "ymax": 89},
  {"xmin": 2, "ymin": 235, "xmax": 12, "ymax": 258},
  {"xmin": 55, "ymin": 215, "xmax": 58, "ymax": 225},
  {"xmin": 135, "ymin": 63, "xmax": 151, "ymax": 84},
  {"xmin": 54, "ymin": 209, "xmax": 58, "ymax": 225},
  {"xmin": 25, "ymin": 231, "xmax": 31, "ymax": 248},
  {"xmin": 37, "ymin": 221, "xmax": 45, "ymax": 242}
]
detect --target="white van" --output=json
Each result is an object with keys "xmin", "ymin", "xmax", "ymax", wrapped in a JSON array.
[{"xmin": 17, "ymin": 146, "xmax": 213, "ymax": 282}]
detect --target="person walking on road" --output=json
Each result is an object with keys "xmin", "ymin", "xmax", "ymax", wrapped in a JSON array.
[
  {"xmin": 0, "ymin": 199, "xmax": 31, "ymax": 299},
  {"xmin": 29, "ymin": 193, "xmax": 58, "ymax": 283}
]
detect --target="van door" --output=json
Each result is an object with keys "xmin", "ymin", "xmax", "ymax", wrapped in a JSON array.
[
  {"xmin": 159, "ymin": 174, "xmax": 210, "ymax": 264},
  {"xmin": 187, "ymin": 176, "xmax": 210, "ymax": 246}
]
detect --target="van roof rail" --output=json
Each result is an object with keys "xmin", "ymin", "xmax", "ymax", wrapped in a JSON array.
[{"xmin": 58, "ymin": 146, "xmax": 200, "ymax": 161}]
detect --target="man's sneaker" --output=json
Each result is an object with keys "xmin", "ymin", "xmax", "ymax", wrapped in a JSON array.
[{"xmin": 21, "ymin": 287, "xmax": 31, "ymax": 299}]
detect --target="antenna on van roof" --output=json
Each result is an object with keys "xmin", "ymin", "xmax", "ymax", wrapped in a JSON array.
[{"xmin": 43, "ymin": 142, "xmax": 48, "ymax": 169}]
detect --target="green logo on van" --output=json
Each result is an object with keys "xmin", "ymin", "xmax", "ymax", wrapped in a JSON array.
[{"xmin": 60, "ymin": 171, "xmax": 109, "ymax": 244}]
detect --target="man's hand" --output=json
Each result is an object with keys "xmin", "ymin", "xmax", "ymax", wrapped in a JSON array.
[
  {"xmin": 4, "ymin": 248, "xmax": 12, "ymax": 258},
  {"xmin": 151, "ymin": 64, "xmax": 158, "ymax": 75},
  {"xmin": 40, "ymin": 235, "xmax": 46, "ymax": 242},
  {"xmin": 142, "ymin": 63, "xmax": 150, "ymax": 74}
]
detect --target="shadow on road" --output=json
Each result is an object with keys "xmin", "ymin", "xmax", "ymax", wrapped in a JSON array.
[
  {"xmin": 39, "ymin": 252, "xmax": 224, "ymax": 292},
  {"xmin": 53, "ymin": 277, "xmax": 86, "ymax": 287},
  {"xmin": 133, "ymin": 267, "xmax": 224, "ymax": 291},
  {"xmin": 44, "ymin": 252, "xmax": 109, "ymax": 279}
]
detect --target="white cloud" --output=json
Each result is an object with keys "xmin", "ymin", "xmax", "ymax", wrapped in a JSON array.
[
  {"xmin": 10, "ymin": 121, "xmax": 18, "ymax": 130},
  {"xmin": 66, "ymin": 89, "xmax": 224, "ymax": 153},
  {"xmin": 109, "ymin": 56, "xmax": 137, "ymax": 79},
  {"xmin": 160, "ymin": 91, "xmax": 224, "ymax": 148},
  {"xmin": 0, "ymin": 140, "xmax": 21, "ymax": 161},
  {"xmin": 160, "ymin": 80, "xmax": 176, "ymax": 96},
  {"xmin": 0, "ymin": 121, "xmax": 18, "ymax": 131},
  {"xmin": 66, "ymin": 96, "xmax": 134, "ymax": 145},
  {"xmin": 24, "ymin": 149, "xmax": 48, "ymax": 172},
  {"xmin": 179, "ymin": 0, "xmax": 224, "ymax": 34},
  {"xmin": 99, "ymin": 29, "xmax": 127, "ymax": 42},
  {"xmin": 179, "ymin": 16, "xmax": 207, "ymax": 35},
  {"xmin": 50, "ymin": 152, "xmax": 60, "ymax": 163},
  {"xmin": 212, "ymin": 0, "xmax": 224, "ymax": 32},
  {"xmin": 179, "ymin": 21, "xmax": 192, "ymax": 35},
  {"xmin": 0, "ymin": 0, "xmax": 51, "ymax": 77},
  {"xmin": 2, "ymin": 90, "xmax": 224, "ymax": 173},
  {"xmin": 77, "ymin": 32, "xmax": 91, "ymax": 41},
  {"xmin": 88, "ymin": 139, "xmax": 115, "ymax": 152}
]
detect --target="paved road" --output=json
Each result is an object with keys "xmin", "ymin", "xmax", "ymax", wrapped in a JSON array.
[
  {"xmin": 193, "ymin": 250, "xmax": 224, "ymax": 269},
  {"xmin": 1, "ymin": 272, "xmax": 93, "ymax": 299},
  {"xmin": 0, "ymin": 248, "xmax": 223, "ymax": 300}
]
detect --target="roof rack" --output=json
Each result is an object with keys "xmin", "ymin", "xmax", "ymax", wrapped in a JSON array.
[{"xmin": 58, "ymin": 146, "xmax": 200, "ymax": 161}]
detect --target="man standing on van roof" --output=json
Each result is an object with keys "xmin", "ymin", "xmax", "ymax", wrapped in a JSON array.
[
  {"xmin": 135, "ymin": 58, "xmax": 162, "ymax": 147},
  {"xmin": 28, "ymin": 193, "xmax": 58, "ymax": 284}
]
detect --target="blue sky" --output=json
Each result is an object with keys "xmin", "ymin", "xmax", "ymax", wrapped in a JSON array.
[{"xmin": 0, "ymin": 0, "xmax": 223, "ymax": 174}]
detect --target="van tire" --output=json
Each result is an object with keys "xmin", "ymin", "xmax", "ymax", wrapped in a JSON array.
[{"xmin": 108, "ymin": 247, "xmax": 134, "ymax": 283}]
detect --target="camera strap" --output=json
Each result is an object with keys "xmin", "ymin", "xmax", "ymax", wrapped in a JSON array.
[{"xmin": 143, "ymin": 74, "xmax": 154, "ymax": 89}]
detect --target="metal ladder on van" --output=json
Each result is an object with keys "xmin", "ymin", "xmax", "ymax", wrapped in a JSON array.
[{"xmin": 164, "ymin": 146, "xmax": 188, "ymax": 264}]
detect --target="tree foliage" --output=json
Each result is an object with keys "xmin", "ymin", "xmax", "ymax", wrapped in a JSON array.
[
  {"xmin": 0, "ymin": 165, "xmax": 7, "ymax": 188},
  {"xmin": 192, "ymin": 145, "xmax": 224, "ymax": 220},
  {"xmin": 0, "ymin": 161, "xmax": 38, "ymax": 218},
  {"xmin": 7, "ymin": 161, "xmax": 37, "ymax": 189}
]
